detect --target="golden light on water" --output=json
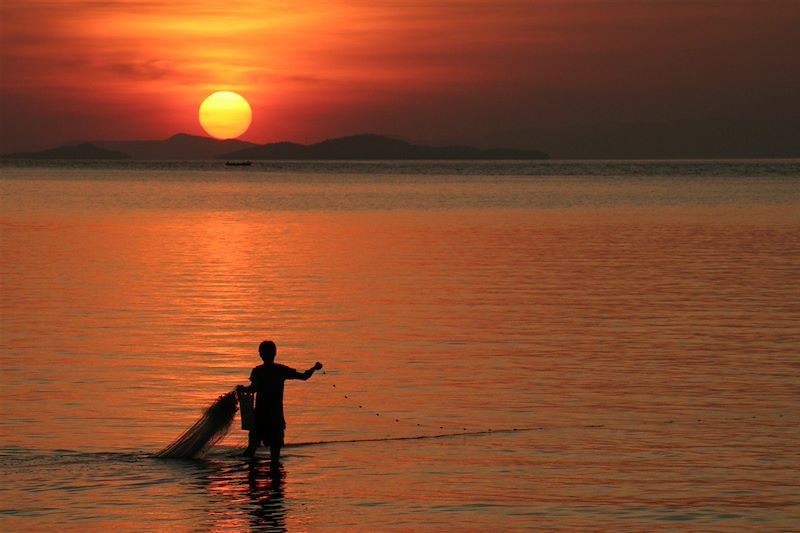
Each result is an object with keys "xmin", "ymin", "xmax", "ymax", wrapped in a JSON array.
[{"xmin": 198, "ymin": 91, "xmax": 252, "ymax": 139}]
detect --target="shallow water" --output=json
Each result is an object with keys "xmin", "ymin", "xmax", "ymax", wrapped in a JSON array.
[{"xmin": 1, "ymin": 161, "xmax": 799, "ymax": 530}]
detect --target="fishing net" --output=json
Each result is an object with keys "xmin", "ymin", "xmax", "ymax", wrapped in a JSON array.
[{"xmin": 156, "ymin": 390, "xmax": 239, "ymax": 459}]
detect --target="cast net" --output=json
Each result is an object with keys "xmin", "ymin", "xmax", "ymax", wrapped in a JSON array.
[{"xmin": 156, "ymin": 390, "xmax": 239, "ymax": 459}]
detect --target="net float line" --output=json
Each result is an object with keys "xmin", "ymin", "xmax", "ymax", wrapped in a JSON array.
[{"xmin": 320, "ymin": 370, "xmax": 485, "ymax": 435}]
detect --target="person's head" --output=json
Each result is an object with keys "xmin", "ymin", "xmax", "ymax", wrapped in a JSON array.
[{"xmin": 259, "ymin": 340, "xmax": 277, "ymax": 363}]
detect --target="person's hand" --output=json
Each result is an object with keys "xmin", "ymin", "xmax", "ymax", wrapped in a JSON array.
[{"xmin": 314, "ymin": 362, "xmax": 323, "ymax": 370}]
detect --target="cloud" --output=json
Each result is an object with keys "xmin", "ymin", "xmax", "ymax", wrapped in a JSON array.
[{"xmin": 105, "ymin": 60, "xmax": 176, "ymax": 81}]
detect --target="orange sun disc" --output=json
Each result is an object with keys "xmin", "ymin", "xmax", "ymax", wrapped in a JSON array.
[{"xmin": 198, "ymin": 91, "xmax": 252, "ymax": 139}]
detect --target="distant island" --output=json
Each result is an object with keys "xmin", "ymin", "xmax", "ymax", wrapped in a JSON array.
[
  {"xmin": 2, "ymin": 133, "xmax": 548, "ymax": 161},
  {"xmin": 3, "ymin": 142, "xmax": 131, "ymax": 160},
  {"xmin": 220, "ymin": 134, "xmax": 549, "ymax": 160}
]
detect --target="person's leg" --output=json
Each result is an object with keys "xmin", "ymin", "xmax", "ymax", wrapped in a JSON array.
[
  {"xmin": 243, "ymin": 429, "xmax": 259, "ymax": 456},
  {"xmin": 268, "ymin": 426, "xmax": 284, "ymax": 463},
  {"xmin": 269, "ymin": 443, "xmax": 281, "ymax": 462}
]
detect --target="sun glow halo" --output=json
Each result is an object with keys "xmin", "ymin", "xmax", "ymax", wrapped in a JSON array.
[{"xmin": 198, "ymin": 91, "xmax": 252, "ymax": 139}]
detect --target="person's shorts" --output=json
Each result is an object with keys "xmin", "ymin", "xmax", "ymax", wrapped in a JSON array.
[{"xmin": 253, "ymin": 420, "xmax": 285, "ymax": 447}]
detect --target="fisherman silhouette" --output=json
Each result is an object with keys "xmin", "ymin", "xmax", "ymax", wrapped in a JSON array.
[{"xmin": 238, "ymin": 340, "xmax": 323, "ymax": 461}]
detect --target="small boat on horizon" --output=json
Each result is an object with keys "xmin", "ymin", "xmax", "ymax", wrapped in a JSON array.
[{"xmin": 225, "ymin": 161, "xmax": 252, "ymax": 166}]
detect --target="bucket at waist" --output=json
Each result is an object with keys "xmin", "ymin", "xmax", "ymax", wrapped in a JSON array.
[{"xmin": 236, "ymin": 389, "xmax": 255, "ymax": 430}]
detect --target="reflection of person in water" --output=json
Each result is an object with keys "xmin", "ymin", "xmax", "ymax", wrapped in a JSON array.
[
  {"xmin": 238, "ymin": 340, "xmax": 323, "ymax": 461},
  {"xmin": 247, "ymin": 460, "xmax": 287, "ymax": 531}
]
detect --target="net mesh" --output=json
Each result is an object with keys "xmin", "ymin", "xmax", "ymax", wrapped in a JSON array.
[{"xmin": 156, "ymin": 390, "xmax": 238, "ymax": 459}]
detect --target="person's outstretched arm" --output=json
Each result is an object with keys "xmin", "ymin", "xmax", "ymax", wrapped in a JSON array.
[{"xmin": 300, "ymin": 361, "xmax": 323, "ymax": 380}]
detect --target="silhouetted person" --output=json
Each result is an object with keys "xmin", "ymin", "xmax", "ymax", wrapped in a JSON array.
[{"xmin": 238, "ymin": 340, "xmax": 322, "ymax": 461}]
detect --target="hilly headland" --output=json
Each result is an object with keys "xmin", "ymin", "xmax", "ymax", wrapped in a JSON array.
[{"xmin": 2, "ymin": 133, "xmax": 549, "ymax": 161}]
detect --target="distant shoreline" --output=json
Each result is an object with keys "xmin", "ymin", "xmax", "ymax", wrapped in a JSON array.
[
  {"xmin": 1, "ymin": 133, "xmax": 549, "ymax": 161},
  {"xmin": 2, "ymin": 158, "xmax": 797, "ymax": 170},
  {"xmin": 5, "ymin": 154, "xmax": 798, "ymax": 164}
]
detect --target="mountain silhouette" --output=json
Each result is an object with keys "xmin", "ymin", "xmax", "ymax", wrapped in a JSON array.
[
  {"xmin": 93, "ymin": 133, "xmax": 257, "ymax": 160},
  {"xmin": 2, "ymin": 133, "xmax": 549, "ymax": 161},
  {"xmin": 2, "ymin": 142, "xmax": 130, "ymax": 160},
  {"xmin": 219, "ymin": 134, "xmax": 549, "ymax": 160}
]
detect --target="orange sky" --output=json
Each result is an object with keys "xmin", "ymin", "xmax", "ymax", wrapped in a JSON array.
[{"xmin": 1, "ymin": 0, "xmax": 799, "ymax": 154}]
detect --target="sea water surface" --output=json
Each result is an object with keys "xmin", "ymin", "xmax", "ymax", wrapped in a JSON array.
[{"xmin": 1, "ymin": 160, "xmax": 798, "ymax": 531}]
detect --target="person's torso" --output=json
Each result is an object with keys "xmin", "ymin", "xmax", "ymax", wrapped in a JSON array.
[{"xmin": 252, "ymin": 363, "xmax": 291, "ymax": 416}]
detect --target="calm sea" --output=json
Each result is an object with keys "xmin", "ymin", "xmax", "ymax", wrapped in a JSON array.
[{"xmin": 1, "ymin": 160, "xmax": 798, "ymax": 531}]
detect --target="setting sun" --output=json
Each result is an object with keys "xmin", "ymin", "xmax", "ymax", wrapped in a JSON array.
[{"xmin": 198, "ymin": 91, "xmax": 252, "ymax": 139}]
